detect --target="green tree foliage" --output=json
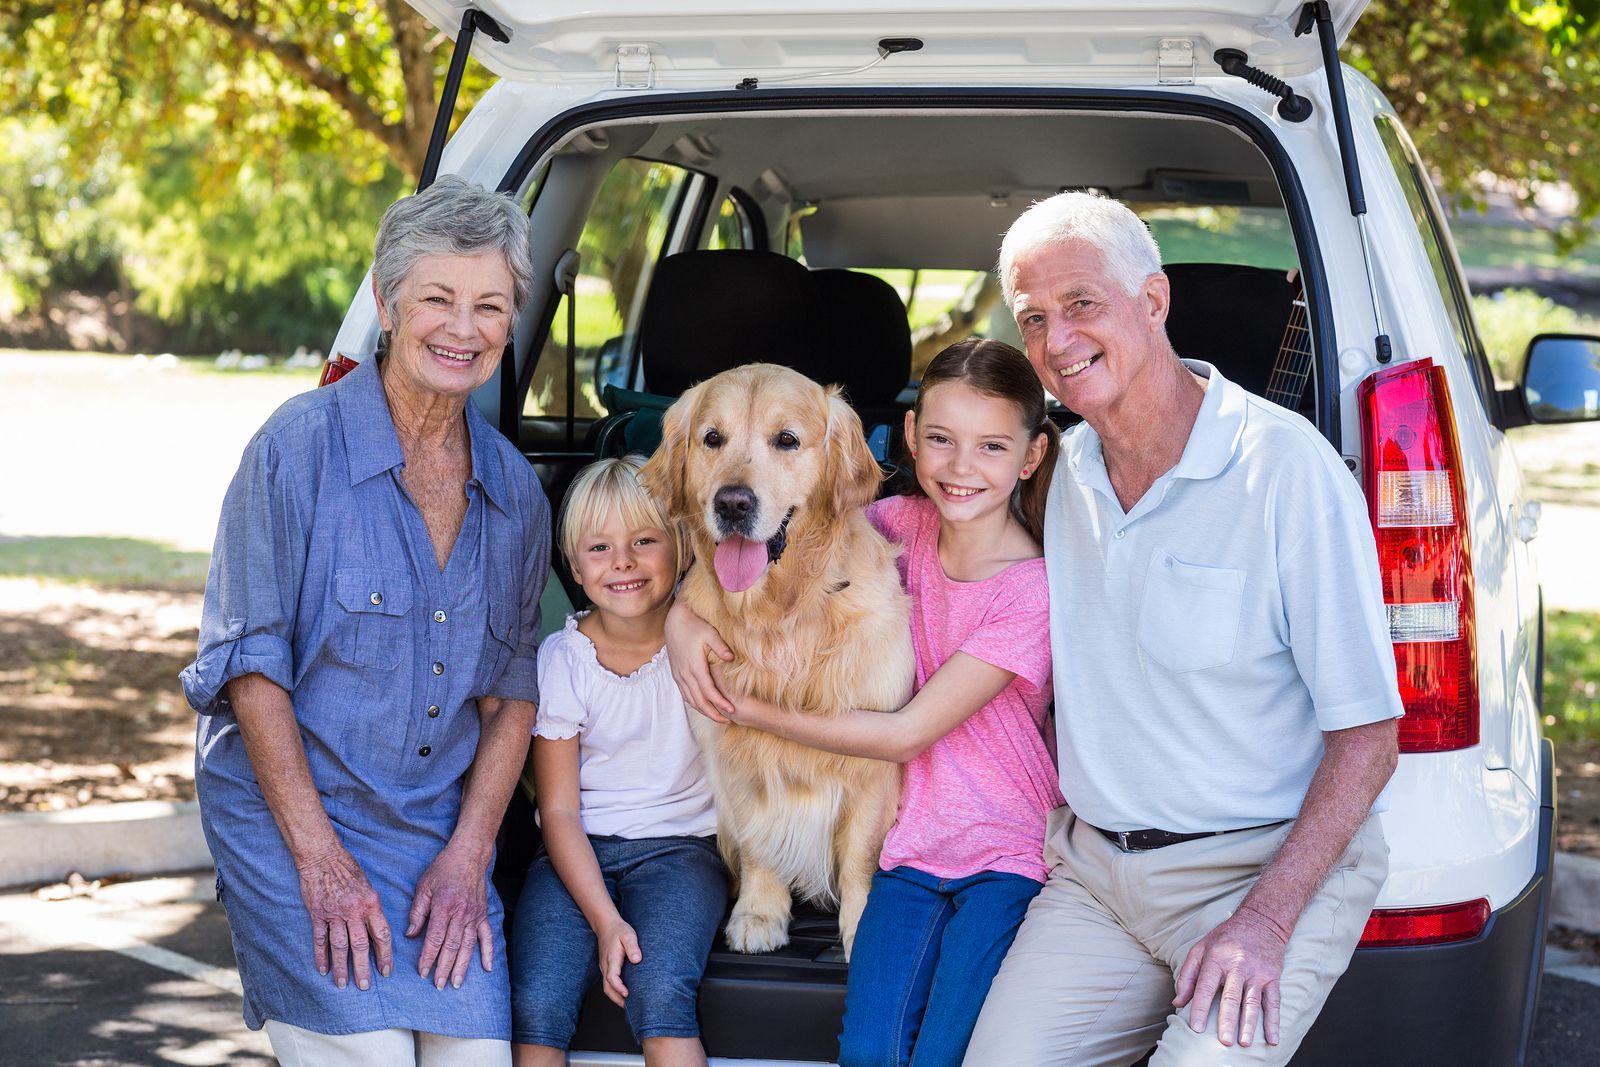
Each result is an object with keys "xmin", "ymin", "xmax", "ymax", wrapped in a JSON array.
[
  {"xmin": 1351, "ymin": 1, "xmax": 1600, "ymax": 249},
  {"xmin": 0, "ymin": 1, "xmax": 490, "ymax": 349}
]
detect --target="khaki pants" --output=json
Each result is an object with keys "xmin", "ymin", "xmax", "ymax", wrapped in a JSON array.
[
  {"xmin": 962, "ymin": 808, "xmax": 1386, "ymax": 1067},
  {"xmin": 265, "ymin": 1020, "xmax": 511, "ymax": 1067}
]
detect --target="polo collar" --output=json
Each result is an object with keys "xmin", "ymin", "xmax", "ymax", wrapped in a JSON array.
[
  {"xmin": 1168, "ymin": 360, "xmax": 1247, "ymax": 483},
  {"xmin": 1063, "ymin": 358, "xmax": 1247, "ymax": 500},
  {"xmin": 335, "ymin": 356, "xmax": 513, "ymax": 514}
]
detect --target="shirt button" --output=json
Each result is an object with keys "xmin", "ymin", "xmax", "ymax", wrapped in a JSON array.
[
  {"xmin": 370, "ymin": 591, "xmax": 383, "ymax": 605},
  {"xmin": 427, "ymin": 705, "xmax": 440, "ymax": 718},
  {"xmin": 432, "ymin": 662, "xmax": 444, "ymax": 676},
  {"xmin": 433, "ymin": 609, "xmax": 447, "ymax": 623},
  {"xmin": 418, "ymin": 745, "xmax": 432, "ymax": 757},
  {"xmin": 1115, "ymin": 529, "xmax": 1126, "ymax": 540}
]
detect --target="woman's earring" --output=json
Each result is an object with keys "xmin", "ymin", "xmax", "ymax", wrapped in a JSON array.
[{"xmin": 1021, "ymin": 467, "xmax": 1031, "ymax": 478}]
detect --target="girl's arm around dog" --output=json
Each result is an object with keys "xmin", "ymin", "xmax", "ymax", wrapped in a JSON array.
[{"xmin": 707, "ymin": 652, "xmax": 1014, "ymax": 763}]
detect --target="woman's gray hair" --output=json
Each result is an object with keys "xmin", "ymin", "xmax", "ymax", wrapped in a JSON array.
[
  {"xmin": 372, "ymin": 174, "xmax": 534, "ymax": 317},
  {"xmin": 997, "ymin": 191, "xmax": 1163, "ymax": 307}
]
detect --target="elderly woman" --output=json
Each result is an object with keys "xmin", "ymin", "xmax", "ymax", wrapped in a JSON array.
[{"xmin": 181, "ymin": 175, "xmax": 549, "ymax": 1066}]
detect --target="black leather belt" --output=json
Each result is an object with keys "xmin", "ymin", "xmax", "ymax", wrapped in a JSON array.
[{"xmin": 1091, "ymin": 821, "xmax": 1286, "ymax": 853}]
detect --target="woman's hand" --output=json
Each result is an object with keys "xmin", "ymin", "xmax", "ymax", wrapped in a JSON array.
[
  {"xmin": 596, "ymin": 914, "xmax": 643, "ymax": 1007},
  {"xmin": 406, "ymin": 842, "xmax": 493, "ymax": 990},
  {"xmin": 296, "ymin": 847, "xmax": 393, "ymax": 990},
  {"xmin": 665, "ymin": 598, "xmax": 734, "ymax": 721}
]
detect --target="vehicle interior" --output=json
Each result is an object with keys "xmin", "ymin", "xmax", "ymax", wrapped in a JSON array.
[{"xmin": 492, "ymin": 103, "xmax": 1315, "ymax": 1058}]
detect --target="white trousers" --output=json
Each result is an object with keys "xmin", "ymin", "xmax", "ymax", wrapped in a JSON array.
[{"xmin": 265, "ymin": 1020, "xmax": 511, "ymax": 1067}]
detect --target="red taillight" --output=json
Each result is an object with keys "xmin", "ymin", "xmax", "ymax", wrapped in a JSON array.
[
  {"xmin": 318, "ymin": 353, "xmax": 360, "ymax": 387},
  {"xmin": 1358, "ymin": 359, "xmax": 1478, "ymax": 752},
  {"xmin": 1359, "ymin": 899, "xmax": 1490, "ymax": 947}
]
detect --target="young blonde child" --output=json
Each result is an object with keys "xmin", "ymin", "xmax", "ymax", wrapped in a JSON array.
[
  {"xmin": 667, "ymin": 339, "xmax": 1064, "ymax": 1067},
  {"xmin": 510, "ymin": 455, "xmax": 725, "ymax": 1067}
]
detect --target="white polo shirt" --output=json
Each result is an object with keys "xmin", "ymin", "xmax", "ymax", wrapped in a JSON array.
[{"xmin": 1046, "ymin": 361, "xmax": 1403, "ymax": 834}]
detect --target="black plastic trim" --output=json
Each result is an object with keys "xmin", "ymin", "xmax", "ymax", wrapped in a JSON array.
[
  {"xmin": 1294, "ymin": 737, "xmax": 1554, "ymax": 1066},
  {"xmin": 495, "ymin": 86, "xmax": 1340, "ymax": 449},
  {"xmin": 728, "ymin": 185, "xmax": 769, "ymax": 252}
]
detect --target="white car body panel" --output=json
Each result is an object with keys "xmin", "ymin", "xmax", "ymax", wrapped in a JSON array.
[{"xmin": 406, "ymin": 0, "xmax": 1368, "ymax": 82}]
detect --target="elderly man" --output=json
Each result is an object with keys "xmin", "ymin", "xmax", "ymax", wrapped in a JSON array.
[{"xmin": 962, "ymin": 192, "xmax": 1401, "ymax": 1066}]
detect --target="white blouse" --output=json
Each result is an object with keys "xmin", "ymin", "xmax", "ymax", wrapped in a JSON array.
[{"xmin": 534, "ymin": 613, "xmax": 716, "ymax": 839}]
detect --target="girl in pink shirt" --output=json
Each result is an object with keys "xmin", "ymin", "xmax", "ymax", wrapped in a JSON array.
[{"xmin": 669, "ymin": 339, "xmax": 1063, "ymax": 1067}]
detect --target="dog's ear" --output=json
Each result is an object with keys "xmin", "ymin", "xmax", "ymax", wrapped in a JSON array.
[
  {"xmin": 825, "ymin": 387, "xmax": 885, "ymax": 515},
  {"xmin": 640, "ymin": 381, "xmax": 702, "ymax": 521}
]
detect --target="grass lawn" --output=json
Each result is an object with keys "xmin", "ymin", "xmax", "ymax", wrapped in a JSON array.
[{"xmin": 1546, "ymin": 610, "xmax": 1600, "ymax": 745}]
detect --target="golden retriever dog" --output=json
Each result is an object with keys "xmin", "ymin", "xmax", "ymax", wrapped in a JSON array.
[{"xmin": 641, "ymin": 363, "xmax": 915, "ymax": 958}]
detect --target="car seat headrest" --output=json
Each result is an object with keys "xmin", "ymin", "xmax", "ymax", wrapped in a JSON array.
[
  {"xmin": 641, "ymin": 250, "xmax": 827, "ymax": 396},
  {"xmin": 810, "ymin": 269, "xmax": 912, "ymax": 407}
]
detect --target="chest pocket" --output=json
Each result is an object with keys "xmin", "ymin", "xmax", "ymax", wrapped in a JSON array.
[
  {"xmin": 331, "ymin": 568, "xmax": 412, "ymax": 670},
  {"xmin": 1137, "ymin": 554, "xmax": 1246, "ymax": 674},
  {"xmin": 475, "ymin": 597, "xmax": 518, "ymax": 695}
]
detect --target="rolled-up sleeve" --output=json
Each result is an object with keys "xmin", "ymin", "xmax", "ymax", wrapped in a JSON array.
[
  {"xmin": 493, "ymin": 484, "xmax": 551, "ymax": 704},
  {"xmin": 181, "ymin": 433, "xmax": 307, "ymax": 715}
]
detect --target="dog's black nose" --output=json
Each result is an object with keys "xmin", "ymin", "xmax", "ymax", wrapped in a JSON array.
[{"xmin": 713, "ymin": 485, "xmax": 758, "ymax": 529}]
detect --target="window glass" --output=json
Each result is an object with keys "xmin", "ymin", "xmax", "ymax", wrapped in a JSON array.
[
  {"xmin": 1374, "ymin": 114, "xmax": 1495, "ymax": 406},
  {"xmin": 705, "ymin": 195, "xmax": 752, "ymax": 250},
  {"xmin": 524, "ymin": 158, "xmax": 693, "ymax": 423},
  {"xmin": 1137, "ymin": 206, "xmax": 1298, "ymax": 271}
]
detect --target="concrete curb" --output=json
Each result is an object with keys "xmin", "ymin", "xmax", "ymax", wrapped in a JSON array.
[
  {"xmin": 0, "ymin": 800, "xmax": 211, "ymax": 890},
  {"xmin": 1553, "ymin": 851, "xmax": 1600, "ymax": 934},
  {"xmin": 4, "ymin": 799, "xmax": 1599, "ymax": 936}
]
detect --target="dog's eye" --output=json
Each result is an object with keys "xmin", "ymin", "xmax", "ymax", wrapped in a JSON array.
[
  {"xmin": 703, "ymin": 429, "xmax": 723, "ymax": 449},
  {"xmin": 774, "ymin": 430, "xmax": 800, "ymax": 450}
]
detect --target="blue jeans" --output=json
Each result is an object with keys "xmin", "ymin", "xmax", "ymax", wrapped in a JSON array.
[
  {"xmin": 508, "ymin": 835, "xmax": 727, "ymax": 1048},
  {"xmin": 837, "ymin": 865, "xmax": 1042, "ymax": 1067}
]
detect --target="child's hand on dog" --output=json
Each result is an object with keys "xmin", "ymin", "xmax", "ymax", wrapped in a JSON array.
[
  {"xmin": 665, "ymin": 598, "xmax": 735, "ymax": 720},
  {"xmin": 596, "ymin": 915, "xmax": 642, "ymax": 1006}
]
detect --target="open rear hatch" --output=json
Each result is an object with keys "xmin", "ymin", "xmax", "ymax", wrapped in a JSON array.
[{"xmin": 406, "ymin": 0, "xmax": 1367, "ymax": 86}]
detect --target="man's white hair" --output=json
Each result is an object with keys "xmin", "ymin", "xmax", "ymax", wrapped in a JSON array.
[{"xmin": 997, "ymin": 191, "xmax": 1163, "ymax": 307}]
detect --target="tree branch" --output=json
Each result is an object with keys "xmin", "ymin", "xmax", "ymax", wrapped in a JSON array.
[{"xmin": 172, "ymin": 0, "xmax": 419, "ymax": 180}]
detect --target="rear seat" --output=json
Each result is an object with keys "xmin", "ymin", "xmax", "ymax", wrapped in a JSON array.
[
  {"xmin": 593, "ymin": 251, "xmax": 915, "ymax": 461},
  {"xmin": 1163, "ymin": 262, "xmax": 1305, "ymax": 409},
  {"xmin": 592, "ymin": 249, "xmax": 825, "ymax": 457}
]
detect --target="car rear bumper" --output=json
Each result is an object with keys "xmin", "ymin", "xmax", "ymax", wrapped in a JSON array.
[
  {"xmin": 1293, "ymin": 737, "xmax": 1555, "ymax": 1066},
  {"xmin": 550, "ymin": 737, "xmax": 1556, "ymax": 1065}
]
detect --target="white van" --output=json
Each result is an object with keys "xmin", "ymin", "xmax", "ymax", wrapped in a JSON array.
[{"xmin": 325, "ymin": 2, "xmax": 1600, "ymax": 1062}]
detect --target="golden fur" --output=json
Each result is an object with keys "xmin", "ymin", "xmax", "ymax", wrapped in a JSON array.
[{"xmin": 641, "ymin": 364, "xmax": 915, "ymax": 958}]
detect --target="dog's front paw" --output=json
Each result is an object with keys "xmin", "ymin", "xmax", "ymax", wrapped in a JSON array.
[{"xmin": 725, "ymin": 908, "xmax": 791, "ymax": 954}]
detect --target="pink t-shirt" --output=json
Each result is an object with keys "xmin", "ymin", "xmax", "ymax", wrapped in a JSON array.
[{"xmin": 868, "ymin": 495, "xmax": 1063, "ymax": 884}]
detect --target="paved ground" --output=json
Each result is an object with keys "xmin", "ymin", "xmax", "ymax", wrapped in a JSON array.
[{"xmin": 1, "ymin": 872, "xmax": 1597, "ymax": 1067}]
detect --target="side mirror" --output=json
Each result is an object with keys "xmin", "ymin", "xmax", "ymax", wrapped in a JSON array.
[{"xmin": 1501, "ymin": 333, "xmax": 1600, "ymax": 428}]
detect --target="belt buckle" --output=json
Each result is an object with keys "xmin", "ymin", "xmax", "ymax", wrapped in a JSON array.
[{"xmin": 1115, "ymin": 830, "xmax": 1134, "ymax": 852}]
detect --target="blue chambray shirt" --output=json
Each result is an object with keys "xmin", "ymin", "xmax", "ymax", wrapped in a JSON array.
[{"xmin": 181, "ymin": 357, "xmax": 549, "ymax": 1037}]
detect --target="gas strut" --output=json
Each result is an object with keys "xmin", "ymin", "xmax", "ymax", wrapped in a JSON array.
[
  {"xmin": 418, "ymin": 9, "xmax": 511, "ymax": 192},
  {"xmin": 1297, "ymin": 0, "xmax": 1393, "ymax": 363}
]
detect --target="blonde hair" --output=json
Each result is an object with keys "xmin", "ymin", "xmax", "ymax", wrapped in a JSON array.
[{"xmin": 559, "ymin": 455, "xmax": 685, "ymax": 578}]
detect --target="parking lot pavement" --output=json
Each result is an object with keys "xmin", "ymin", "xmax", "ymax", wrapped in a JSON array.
[{"xmin": 3, "ymin": 872, "xmax": 1599, "ymax": 1067}]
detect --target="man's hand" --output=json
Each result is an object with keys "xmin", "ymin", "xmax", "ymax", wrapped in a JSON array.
[
  {"xmin": 406, "ymin": 843, "xmax": 493, "ymax": 990},
  {"xmin": 596, "ymin": 915, "xmax": 642, "ymax": 1007},
  {"xmin": 1173, "ymin": 905, "xmax": 1290, "ymax": 1048},
  {"xmin": 296, "ymin": 848, "xmax": 393, "ymax": 990},
  {"xmin": 665, "ymin": 598, "xmax": 734, "ymax": 720}
]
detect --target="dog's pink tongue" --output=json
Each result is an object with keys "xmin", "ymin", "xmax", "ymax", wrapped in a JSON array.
[{"xmin": 713, "ymin": 535, "xmax": 769, "ymax": 593}]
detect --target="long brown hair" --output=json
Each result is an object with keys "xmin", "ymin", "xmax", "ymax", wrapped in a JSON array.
[{"xmin": 902, "ymin": 338, "xmax": 1060, "ymax": 545}]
